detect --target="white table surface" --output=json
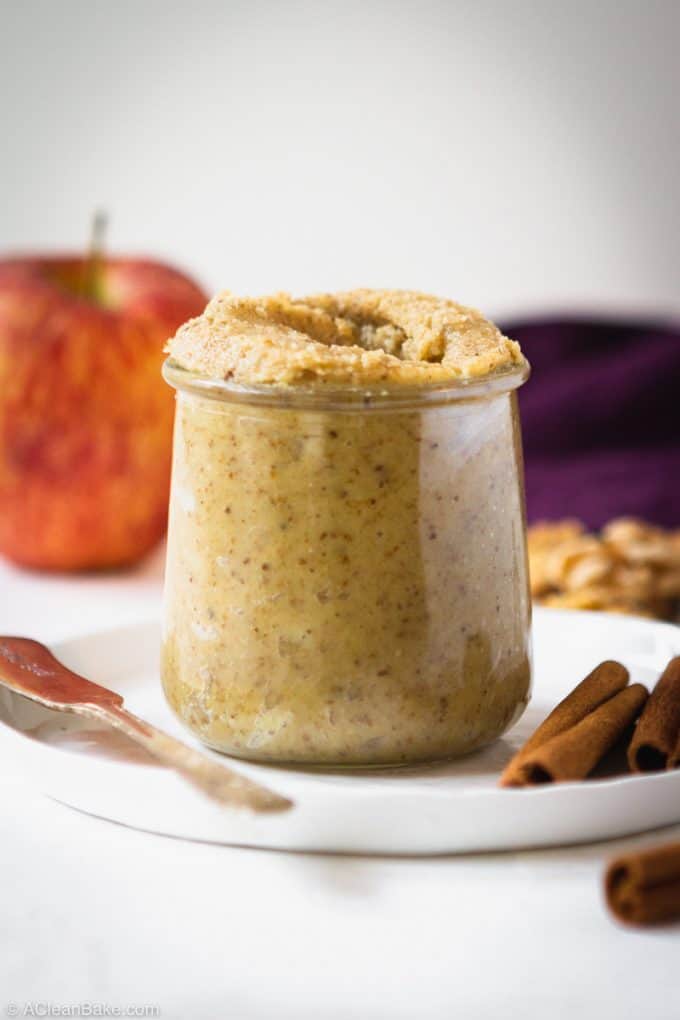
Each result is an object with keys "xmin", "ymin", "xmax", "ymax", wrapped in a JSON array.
[{"xmin": 1, "ymin": 548, "xmax": 679, "ymax": 1020}]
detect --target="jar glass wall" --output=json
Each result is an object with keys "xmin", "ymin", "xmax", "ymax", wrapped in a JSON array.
[{"xmin": 161, "ymin": 362, "xmax": 532, "ymax": 766}]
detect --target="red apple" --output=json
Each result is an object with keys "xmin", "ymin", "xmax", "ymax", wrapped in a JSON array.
[{"xmin": 0, "ymin": 254, "xmax": 207, "ymax": 570}]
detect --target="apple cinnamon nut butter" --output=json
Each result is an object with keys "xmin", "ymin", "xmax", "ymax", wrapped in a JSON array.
[{"xmin": 161, "ymin": 289, "xmax": 532, "ymax": 765}]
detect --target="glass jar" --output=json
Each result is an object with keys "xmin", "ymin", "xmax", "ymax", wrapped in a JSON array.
[{"xmin": 161, "ymin": 360, "xmax": 532, "ymax": 766}]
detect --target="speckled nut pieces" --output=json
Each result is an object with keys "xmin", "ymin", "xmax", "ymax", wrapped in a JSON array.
[
  {"xmin": 528, "ymin": 518, "xmax": 680, "ymax": 618},
  {"xmin": 166, "ymin": 288, "xmax": 525, "ymax": 386}
]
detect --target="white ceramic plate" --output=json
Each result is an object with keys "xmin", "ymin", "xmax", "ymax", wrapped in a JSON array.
[{"xmin": 1, "ymin": 607, "xmax": 679, "ymax": 855}]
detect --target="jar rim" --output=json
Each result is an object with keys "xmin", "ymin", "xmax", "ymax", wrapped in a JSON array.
[{"xmin": 162, "ymin": 357, "xmax": 530, "ymax": 412}]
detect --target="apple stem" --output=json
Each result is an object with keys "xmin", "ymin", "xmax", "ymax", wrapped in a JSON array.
[{"xmin": 83, "ymin": 210, "xmax": 107, "ymax": 299}]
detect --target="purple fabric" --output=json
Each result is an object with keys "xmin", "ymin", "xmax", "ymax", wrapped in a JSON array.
[{"xmin": 500, "ymin": 317, "xmax": 680, "ymax": 529}]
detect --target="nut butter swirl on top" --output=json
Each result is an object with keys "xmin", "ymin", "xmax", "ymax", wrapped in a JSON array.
[{"xmin": 166, "ymin": 288, "xmax": 524, "ymax": 386}]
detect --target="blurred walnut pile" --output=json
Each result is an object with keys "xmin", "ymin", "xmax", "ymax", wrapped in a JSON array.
[{"xmin": 529, "ymin": 518, "xmax": 680, "ymax": 619}]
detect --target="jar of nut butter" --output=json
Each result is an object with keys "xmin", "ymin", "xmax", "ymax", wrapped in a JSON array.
[{"xmin": 161, "ymin": 289, "xmax": 531, "ymax": 765}]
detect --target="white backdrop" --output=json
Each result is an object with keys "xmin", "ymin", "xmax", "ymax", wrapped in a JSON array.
[{"xmin": 2, "ymin": 0, "xmax": 679, "ymax": 318}]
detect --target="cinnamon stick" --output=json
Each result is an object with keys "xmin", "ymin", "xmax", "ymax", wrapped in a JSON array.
[
  {"xmin": 670, "ymin": 728, "xmax": 680, "ymax": 769},
  {"xmin": 500, "ymin": 660, "xmax": 629, "ymax": 786},
  {"xmin": 628, "ymin": 657, "xmax": 680, "ymax": 771},
  {"xmin": 510, "ymin": 683, "xmax": 648, "ymax": 786},
  {"xmin": 605, "ymin": 841, "xmax": 680, "ymax": 925}
]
